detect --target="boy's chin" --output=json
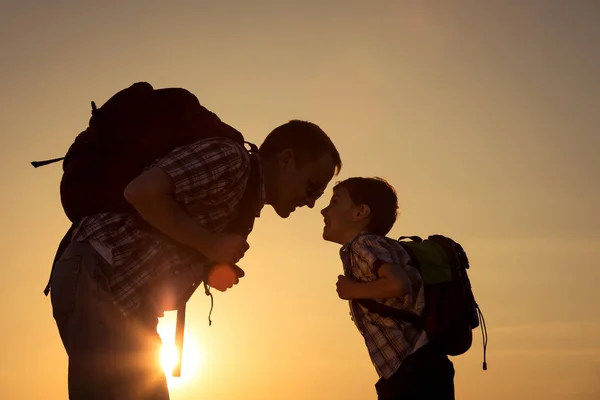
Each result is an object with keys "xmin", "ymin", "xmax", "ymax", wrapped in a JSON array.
[{"xmin": 322, "ymin": 228, "xmax": 340, "ymax": 244}]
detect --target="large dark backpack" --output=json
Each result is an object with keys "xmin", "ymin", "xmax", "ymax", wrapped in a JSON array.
[
  {"xmin": 32, "ymin": 82, "xmax": 262, "ymax": 376},
  {"xmin": 32, "ymin": 81, "xmax": 261, "ymax": 280},
  {"xmin": 33, "ymin": 81, "xmax": 257, "ymax": 223},
  {"xmin": 356, "ymin": 235, "xmax": 489, "ymax": 370}
]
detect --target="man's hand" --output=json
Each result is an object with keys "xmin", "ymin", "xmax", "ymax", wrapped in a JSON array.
[
  {"xmin": 202, "ymin": 233, "xmax": 249, "ymax": 265},
  {"xmin": 208, "ymin": 264, "xmax": 243, "ymax": 292},
  {"xmin": 336, "ymin": 275, "xmax": 360, "ymax": 300}
]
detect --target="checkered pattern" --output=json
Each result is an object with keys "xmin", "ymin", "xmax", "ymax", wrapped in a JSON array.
[
  {"xmin": 72, "ymin": 137, "xmax": 265, "ymax": 316},
  {"xmin": 340, "ymin": 233, "xmax": 428, "ymax": 379}
]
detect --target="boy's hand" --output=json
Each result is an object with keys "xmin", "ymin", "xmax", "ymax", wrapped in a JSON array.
[
  {"xmin": 336, "ymin": 264, "xmax": 409, "ymax": 300},
  {"xmin": 336, "ymin": 275, "xmax": 360, "ymax": 300}
]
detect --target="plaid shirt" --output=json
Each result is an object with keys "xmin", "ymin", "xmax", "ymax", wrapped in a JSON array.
[
  {"xmin": 72, "ymin": 137, "xmax": 265, "ymax": 317},
  {"xmin": 340, "ymin": 233, "xmax": 429, "ymax": 379}
]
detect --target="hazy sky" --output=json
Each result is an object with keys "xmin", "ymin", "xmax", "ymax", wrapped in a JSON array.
[{"xmin": 1, "ymin": 1, "xmax": 599, "ymax": 399}]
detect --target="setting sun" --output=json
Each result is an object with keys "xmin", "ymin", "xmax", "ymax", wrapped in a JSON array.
[
  {"xmin": 3, "ymin": 3, "xmax": 600, "ymax": 399},
  {"xmin": 160, "ymin": 342, "xmax": 180, "ymax": 377},
  {"xmin": 157, "ymin": 315, "xmax": 204, "ymax": 382}
]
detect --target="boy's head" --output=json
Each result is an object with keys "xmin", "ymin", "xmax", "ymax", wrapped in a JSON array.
[
  {"xmin": 321, "ymin": 177, "xmax": 398, "ymax": 244},
  {"xmin": 260, "ymin": 120, "xmax": 342, "ymax": 218}
]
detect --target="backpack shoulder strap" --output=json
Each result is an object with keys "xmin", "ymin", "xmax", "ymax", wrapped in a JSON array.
[
  {"xmin": 354, "ymin": 235, "xmax": 425, "ymax": 327},
  {"xmin": 221, "ymin": 142, "xmax": 261, "ymax": 237}
]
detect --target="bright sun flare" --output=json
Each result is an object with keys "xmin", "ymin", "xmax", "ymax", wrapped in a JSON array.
[
  {"xmin": 160, "ymin": 343, "xmax": 180, "ymax": 376},
  {"xmin": 160, "ymin": 338, "xmax": 203, "ymax": 380},
  {"xmin": 157, "ymin": 317, "xmax": 203, "ymax": 382}
]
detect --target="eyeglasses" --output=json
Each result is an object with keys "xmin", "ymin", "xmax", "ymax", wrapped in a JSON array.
[{"xmin": 306, "ymin": 180, "xmax": 325, "ymax": 200}]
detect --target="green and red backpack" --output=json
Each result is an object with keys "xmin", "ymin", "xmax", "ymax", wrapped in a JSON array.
[{"xmin": 356, "ymin": 235, "xmax": 489, "ymax": 370}]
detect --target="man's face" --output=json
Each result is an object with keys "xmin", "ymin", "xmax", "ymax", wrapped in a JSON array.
[
  {"xmin": 269, "ymin": 151, "xmax": 336, "ymax": 218},
  {"xmin": 321, "ymin": 187, "xmax": 361, "ymax": 244}
]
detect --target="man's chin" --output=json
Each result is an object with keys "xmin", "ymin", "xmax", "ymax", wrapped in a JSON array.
[{"xmin": 272, "ymin": 204, "xmax": 292, "ymax": 218}]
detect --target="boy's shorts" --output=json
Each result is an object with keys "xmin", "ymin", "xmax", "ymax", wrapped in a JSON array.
[{"xmin": 375, "ymin": 342, "xmax": 455, "ymax": 400}]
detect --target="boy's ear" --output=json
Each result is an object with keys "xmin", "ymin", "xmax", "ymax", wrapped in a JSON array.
[{"xmin": 354, "ymin": 204, "xmax": 371, "ymax": 221}]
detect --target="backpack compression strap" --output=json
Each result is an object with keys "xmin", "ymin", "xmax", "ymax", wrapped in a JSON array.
[
  {"xmin": 355, "ymin": 298, "xmax": 424, "ymax": 330},
  {"xmin": 30, "ymin": 102, "xmax": 98, "ymax": 169}
]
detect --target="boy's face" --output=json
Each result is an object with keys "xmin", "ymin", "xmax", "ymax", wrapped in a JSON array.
[{"xmin": 321, "ymin": 186, "xmax": 366, "ymax": 245}]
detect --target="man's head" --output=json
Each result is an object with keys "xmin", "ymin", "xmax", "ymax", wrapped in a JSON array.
[
  {"xmin": 321, "ymin": 177, "xmax": 398, "ymax": 244},
  {"xmin": 260, "ymin": 120, "xmax": 342, "ymax": 218}
]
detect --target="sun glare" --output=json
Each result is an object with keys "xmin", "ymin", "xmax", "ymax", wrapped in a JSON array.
[
  {"xmin": 157, "ymin": 316, "xmax": 204, "ymax": 385},
  {"xmin": 160, "ymin": 342, "xmax": 180, "ymax": 376}
]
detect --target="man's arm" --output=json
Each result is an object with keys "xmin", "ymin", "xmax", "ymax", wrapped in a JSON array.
[
  {"xmin": 336, "ymin": 262, "xmax": 411, "ymax": 300},
  {"xmin": 124, "ymin": 142, "xmax": 250, "ymax": 265},
  {"xmin": 124, "ymin": 167, "xmax": 218, "ymax": 254}
]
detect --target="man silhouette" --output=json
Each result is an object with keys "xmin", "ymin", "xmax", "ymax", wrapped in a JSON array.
[{"xmin": 49, "ymin": 119, "xmax": 342, "ymax": 399}]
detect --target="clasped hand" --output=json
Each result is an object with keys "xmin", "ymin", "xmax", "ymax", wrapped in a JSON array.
[
  {"xmin": 203, "ymin": 233, "xmax": 249, "ymax": 292},
  {"xmin": 336, "ymin": 274, "xmax": 360, "ymax": 300}
]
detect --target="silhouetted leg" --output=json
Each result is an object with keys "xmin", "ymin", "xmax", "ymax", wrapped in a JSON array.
[
  {"xmin": 375, "ymin": 343, "xmax": 455, "ymax": 400},
  {"xmin": 51, "ymin": 242, "xmax": 169, "ymax": 400}
]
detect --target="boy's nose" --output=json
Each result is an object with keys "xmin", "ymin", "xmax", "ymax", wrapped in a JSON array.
[{"xmin": 320, "ymin": 207, "xmax": 327, "ymax": 216}]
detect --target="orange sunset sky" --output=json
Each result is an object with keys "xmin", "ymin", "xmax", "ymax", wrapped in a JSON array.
[{"xmin": 1, "ymin": 1, "xmax": 599, "ymax": 399}]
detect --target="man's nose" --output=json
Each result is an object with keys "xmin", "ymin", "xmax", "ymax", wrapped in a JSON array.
[{"xmin": 305, "ymin": 191, "xmax": 323, "ymax": 209}]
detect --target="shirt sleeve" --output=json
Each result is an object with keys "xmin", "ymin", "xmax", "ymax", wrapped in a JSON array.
[
  {"xmin": 151, "ymin": 138, "xmax": 249, "ymax": 206},
  {"xmin": 349, "ymin": 234, "xmax": 411, "ymax": 281}
]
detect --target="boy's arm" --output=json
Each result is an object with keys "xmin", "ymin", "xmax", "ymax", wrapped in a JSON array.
[{"xmin": 336, "ymin": 262, "xmax": 411, "ymax": 300}]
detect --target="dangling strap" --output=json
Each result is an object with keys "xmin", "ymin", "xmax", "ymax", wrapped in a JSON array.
[
  {"xmin": 477, "ymin": 304, "xmax": 489, "ymax": 370},
  {"xmin": 171, "ymin": 280, "xmax": 213, "ymax": 377},
  {"xmin": 204, "ymin": 280, "xmax": 214, "ymax": 326},
  {"xmin": 172, "ymin": 303, "xmax": 186, "ymax": 377},
  {"xmin": 31, "ymin": 157, "xmax": 65, "ymax": 168},
  {"xmin": 31, "ymin": 101, "xmax": 97, "ymax": 169}
]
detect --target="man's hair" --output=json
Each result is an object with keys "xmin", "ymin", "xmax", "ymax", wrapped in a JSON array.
[
  {"xmin": 259, "ymin": 120, "xmax": 342, "ymax": 175},
  {"xmin": 334, "ymin": 177, "xmax": 398, "ymax": 236}
]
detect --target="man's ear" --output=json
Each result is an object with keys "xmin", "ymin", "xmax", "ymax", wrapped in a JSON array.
[{"xmin": 277, "ymin": 149, "xmax": 295, "ymax": 168}]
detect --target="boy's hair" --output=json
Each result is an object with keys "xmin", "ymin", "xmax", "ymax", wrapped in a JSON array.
[
  {"xmin": 259, "ymin": 120, "xmax": 342, "ymax": 175},
  {"xmin": 334, "ymin": 177, "xmax": 398, "ymax": 236}
]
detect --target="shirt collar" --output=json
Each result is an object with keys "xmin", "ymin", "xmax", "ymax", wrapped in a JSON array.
[{"xmin": 340, "ymin": 230, "xmax": 369, "ymax": 252}]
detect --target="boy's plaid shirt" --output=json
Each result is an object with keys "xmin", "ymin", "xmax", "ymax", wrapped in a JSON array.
[
  {"xmin": 340, "ymin": 233, "xmax": 429, "ymax": 379},
  {"xmin": 72, "ymin": 137, "xmax": 265, "ymax": 317}
]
